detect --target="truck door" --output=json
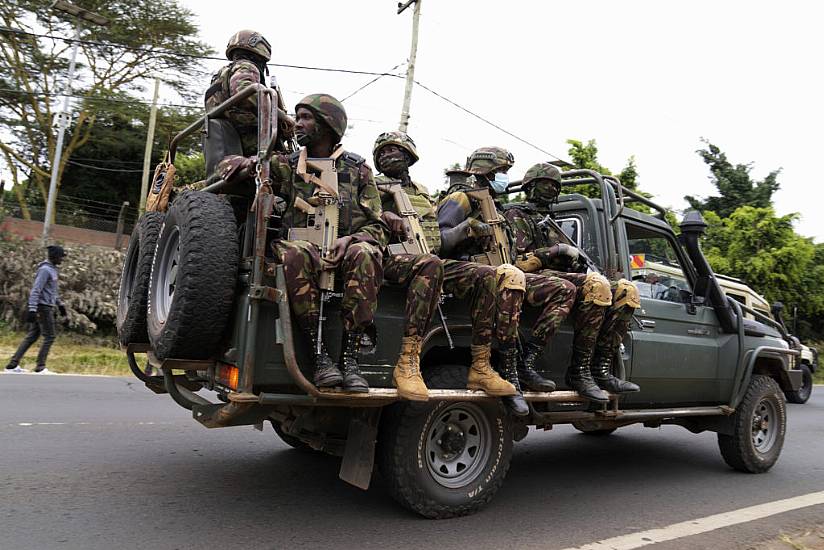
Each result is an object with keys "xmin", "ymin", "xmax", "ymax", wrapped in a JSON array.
[{"xmin": 622, "ymin": 221, "xmax": 723, "ymax": 406}]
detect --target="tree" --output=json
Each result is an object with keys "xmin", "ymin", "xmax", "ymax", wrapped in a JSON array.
[
  {"xmin": 566, "ymin": 139, "xmax": 641, "ymax": 191},
  {"xmin": 685, "ymin": 140, "xmax": 781, "ymax": 218},
  {"xmin": 0, "ymin": 0, "xmax": 211, "ymax": 217},
  {"xmin": 701, "ymin": 206, "xmax": 824, "ymax": 340}
]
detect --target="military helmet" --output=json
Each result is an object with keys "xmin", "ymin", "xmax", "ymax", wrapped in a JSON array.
[
  {"xmin": 465, "ymin": 146, "xmax": 514, "ymax": 175},
  {"xmin": 372, "ymin": 131, "xmax": 420, "ymax": 167},
  {"xmin": 225, "ymin": 30, "xmax": 271, "ymax": 62},
  {"xmin": 295, "ymin": 93, "xmax": 348, "ymax": 142},
  {"xmin": 523, "ymin": 162, "xmax": 563, "ymax": 204}
]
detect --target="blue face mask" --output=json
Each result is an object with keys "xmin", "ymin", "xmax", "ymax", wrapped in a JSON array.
[{"xmin": 490, "ymin": 172, "xmax": 509, "ymax": 194}]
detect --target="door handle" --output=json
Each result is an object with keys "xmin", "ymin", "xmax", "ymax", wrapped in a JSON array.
[
  {"xmin": 687, "ymin": 328, "xmax": 710, "ymax": 336},
  {"xmin": 640, "ymin": 319, "xmax": 656, "ymax": 330}
]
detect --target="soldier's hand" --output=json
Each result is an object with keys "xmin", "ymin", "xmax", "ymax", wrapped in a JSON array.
[
  {"xmin": 58, "ymin": 304, "xmax": 67, "ymax": 318},
  {"xmin": 466, "ymin": 218, "xmax": 493, "ymax": 238},
  {"xmin": 325, "ymin": 235, "xmax": 354, "ymax": 267},
  {"xmin": 278, "ymin": 109, "xmax": 296, "ymax": 139},
  {"xmin": 557, "ymin": 243, "xmax": 580, "ymax": 262},
  {"xmin": 25, "ymin": 310, "xmax": 37, "ymax": 323},
  {"xmin": 381, "ymin": 211, "xmax": 406, "ymax": 237}
]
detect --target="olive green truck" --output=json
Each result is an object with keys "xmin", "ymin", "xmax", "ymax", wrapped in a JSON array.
[{"xmin": 117, "ymin": 85, "xmax": 802, "ymax": 518}]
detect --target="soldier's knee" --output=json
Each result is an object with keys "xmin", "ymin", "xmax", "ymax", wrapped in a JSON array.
[
  {"xmin": 419, "ymin": 254, "xmax": 444, "ymax": 281},
  {"xmin": 582, "ymin": 272, "xmax": 612, "ymax": 306},
  {"xmin": 613, "ymin": 278, "xmax": 641, "ymax": 309},
  {"xmin": 495, "ymin": 263, "xmax": 526, "ymax": 292}
]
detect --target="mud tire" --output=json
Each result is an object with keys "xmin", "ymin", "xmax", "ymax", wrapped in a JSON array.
[
  {"xmin": 117, "ymin": 212, "xmax": 165, "ymax": 346},
  {"xmin": 784, "ymin": 364, "xmax": 813, "ymax": 404},
  {"xmin": 147, "ymin": 192, "xmax": 238, "ymax": 360}
]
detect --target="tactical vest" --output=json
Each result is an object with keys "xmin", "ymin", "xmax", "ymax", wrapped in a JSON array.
[
  {"xmin": 405, "ymin": 183, "xmax": 442, "ymax": 253},
  {"xmin": 502, "ymin": 202, "xmax": 556, "ymax": 250},
  {"xmin": 204, "ymin": 60, "xmax": 263, "ymax": 127}
]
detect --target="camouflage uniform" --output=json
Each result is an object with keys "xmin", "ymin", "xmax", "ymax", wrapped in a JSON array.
[{"xmin": 505, "ymin": 162, "xmax": 640, "ymax": 396}]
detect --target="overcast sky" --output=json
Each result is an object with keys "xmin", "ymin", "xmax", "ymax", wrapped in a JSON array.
[{"xmin": 39, "ymin": 1, "xmax": 824, "ymax": 240}]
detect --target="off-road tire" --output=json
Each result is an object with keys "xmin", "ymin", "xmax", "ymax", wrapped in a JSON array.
[
  {"xmin": 378, "ymin": 364, "xmax": 512, "ymax": 519},
  {"xmin": 572, "ymin": 422, "xmax": 617, "ymax": 436},
  {"xmin": 147, "ymin": 192, "xmax": 238, "ymax": 360},
  {"xmin": 784, "ymin": 364, "xmax": 813, "ymax": 404},
  {"xmin": 117, "ymin": 212, "xmax": 165, "ymax": 346},
  {"xmin": 718, "ymin": 375, "xmax": 786, "ymax": 473},
  {"xmin": 272, "ymin": 422, "xmax": 313, "ymax": 452}
]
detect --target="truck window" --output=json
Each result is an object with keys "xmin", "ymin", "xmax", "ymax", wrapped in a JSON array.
[
  {"xmin": 556, "ymin": 218, "xmax": 581, "ymax": 247},
  {"xmin": 626, "ymin": 224, "xmax": 691, "ymax": 303}
]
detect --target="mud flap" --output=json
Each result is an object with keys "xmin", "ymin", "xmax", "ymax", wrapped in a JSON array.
[{"xmin": 339, "ymin": 408, "xmax": 382, "ymax": 490}]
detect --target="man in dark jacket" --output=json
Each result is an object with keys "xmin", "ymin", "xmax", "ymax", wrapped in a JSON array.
[{"xmin": 5, "ymin": 245, "xmax": 68, "ymax": 374}]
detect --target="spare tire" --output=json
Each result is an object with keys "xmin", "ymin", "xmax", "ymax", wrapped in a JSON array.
[
  {"xmin": 147, "ymin": 192, "xmax": 239, "ymax": 360},
  {"xmin": 117, "ymin": 212, "xmax": 165, "ymax": 346}
]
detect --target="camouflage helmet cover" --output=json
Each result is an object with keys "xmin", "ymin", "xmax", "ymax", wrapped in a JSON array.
[
  {"xmin": 226, "ymin": 30, "xmax": 272, "ymax": 62},
  {"xmin": 295, "ymin": 93, "xmax": 348, "ymax": 142},
  {"xmin": 465, "ymin": 146, "xmax": 514, "ymax": 175},
  {"xmin": 372, "ymin": 131, "xmax": 420, "ymax": 167},
  {"xmin": 523, "ymin": 162, "xmax": 563, "ymax": 204}
]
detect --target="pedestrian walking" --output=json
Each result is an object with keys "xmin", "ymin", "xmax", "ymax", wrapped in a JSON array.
[{"xmin": 4, "ymin": 245, "xmax": 68, "ymax": 374}]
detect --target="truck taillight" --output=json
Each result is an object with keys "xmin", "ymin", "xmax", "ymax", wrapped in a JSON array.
[{"xmin": 217, "ymin": 364, "xmax": 239, "ymax": 390}]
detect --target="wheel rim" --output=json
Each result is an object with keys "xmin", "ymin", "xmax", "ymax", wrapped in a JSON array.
[
  {"xmin": 751, "ymin": 398, "xmax": 779, "ymax": 453},
  {"xmin": 153, "ymin": 225, "xmax": 180, "ymax": 324},
  {"xmin": 425, "ymin": 403, "xmax": 491, "ymax": 489}
]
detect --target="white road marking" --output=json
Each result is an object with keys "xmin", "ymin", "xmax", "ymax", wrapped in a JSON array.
[
  {"xmin": 564, "ymin": 490, "xmax": 824, "ymax": 550},
  {"xmin": 11, "ymin": 421, "xmax": 175, "ymax": 427}
]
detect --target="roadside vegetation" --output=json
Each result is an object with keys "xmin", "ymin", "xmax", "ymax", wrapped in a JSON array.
[{"xmin": 0, "ymin": 327, "xmax": 129, "ymax": 375}]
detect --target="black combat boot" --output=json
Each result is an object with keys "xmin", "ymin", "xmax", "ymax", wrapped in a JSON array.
[
  {"xmin": 307, "ymin": 328, "xmax": 342, "ymax": 388},
  {"xmin": 519, "ymin": 340, "xmax": 556, "ymax": 392},
  {"xmin": 340, "ymin": 330, "xmax": 369, "ymax": 393},
  {"xmin": 565, "ymin": 348, "xmax": 610, "ymax": 402},
  {"xmin": 498, "ymin": 345, "xmax": 530, "ymax": 417},
  {"xmin": 591, "ymin": 352, "xmax": 640, "ymax": 393}
]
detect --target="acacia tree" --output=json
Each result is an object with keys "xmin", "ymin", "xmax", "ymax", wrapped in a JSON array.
[
  {"xmin": 685, "ymin": 140, "xmax": 781, "ymax": 218},
  {"xmin": 0, "ymin": 0, "xmax": 211, "ymax": 217}
]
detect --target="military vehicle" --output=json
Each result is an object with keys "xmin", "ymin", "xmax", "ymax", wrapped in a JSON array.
[{"xmin": 117, "ymin": 84, "xmax": 801, "ymax": 518}]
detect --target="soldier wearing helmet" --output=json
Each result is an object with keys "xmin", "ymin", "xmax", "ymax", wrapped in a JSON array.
[
  {"xmin": 266, "ymin": 94, "xmax": 389, "ymax": 394},
  {"xmin": 437, "ymin": 147, "xmax": 579, "ymax": 413},
  {"xmin": 503, "ymin": 162, "xmax": 641, "ymax": 399},
  {"xmin": 204, "ymin": 30, "xmax": 294, "ymax": 158},
  {"xmin": 373, "ymin": 132, "xmax": 517, "ymax": 401}
]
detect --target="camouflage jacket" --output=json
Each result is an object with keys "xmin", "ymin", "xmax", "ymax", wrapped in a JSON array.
[
  {"xmin": 502, "ymin": 202, "xmax": 576, "ymax": 271},
  {"xmin": 204, "ymin": 59, "xmax": 262, "ymax": 128},
  {"xmin": 271, "ymin": 147, "xmax": 388, "ymax": 247},
  {"xmin": 376, "ymin": 175, "xmax": 442, "ymax": 254},
  {"xmin": 436, "ymin": 174, "xmax": 516, "ymax": 262}
]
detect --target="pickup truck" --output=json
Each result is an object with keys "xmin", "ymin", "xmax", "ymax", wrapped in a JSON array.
[{"xmin": 116, "ymin": 84, "xmax": 801, "ymax": 518}]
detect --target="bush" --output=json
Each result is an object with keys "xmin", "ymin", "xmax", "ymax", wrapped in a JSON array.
[{"xmin": 0, "ymin": 235, "xmax": 124, "ymax": 334}]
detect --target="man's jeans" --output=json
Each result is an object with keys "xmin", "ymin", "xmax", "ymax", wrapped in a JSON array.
[{"xmin": 8, "ymin": 305, "xmax": 56, "ymax": 369}]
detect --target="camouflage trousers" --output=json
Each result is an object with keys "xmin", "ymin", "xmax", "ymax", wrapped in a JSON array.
[
  {"xmin": 442, "ymin": 260, "xmax": 520, "ymax": 346},
  {"xmin": 522, "ymin": 273, "xmax": 577, "ymax": 345},
  {"xmin": 541, "ymin": 270, "xmax": 635, "ymax": 358},
  {"xmin": 273, "ymin": 239, "xmax": 383, "ymax": 333},
  {"xmin": 383, "ymin": 253, "xmax": 444, "ymax": 337}
]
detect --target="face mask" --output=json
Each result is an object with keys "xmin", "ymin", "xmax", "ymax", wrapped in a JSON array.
[
  {"xmin": 378, "ymin": 151, "xmax": 409, "ymax": 175},
  {"xmin": 489, "ymin": 172, "xmax": 509, "ymax": 194},
  {"xmin": 527, "ymin": 182, "xmax": 560, "ymax": 207}
]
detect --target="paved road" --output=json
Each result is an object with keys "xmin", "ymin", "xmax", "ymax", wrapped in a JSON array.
[{"xmin": 2, "ymin": 374, "xmax": 823, "ymax": 550}]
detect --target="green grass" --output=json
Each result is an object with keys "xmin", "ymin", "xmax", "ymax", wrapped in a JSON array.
[{"xmin": 0, "ymin": 329, "xmax": 131, "ymax": 376}]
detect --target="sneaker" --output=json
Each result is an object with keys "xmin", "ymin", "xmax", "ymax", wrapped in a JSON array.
[
  {"xmin": 5, "ymin": 365, "xmax": 26, "ymax": 373},
  {"xmin": 33, "ymin": 367, "xmax": 51, "ymax": 374}
]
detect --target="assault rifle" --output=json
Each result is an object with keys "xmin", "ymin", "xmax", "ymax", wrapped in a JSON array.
[
  {"xmin": 287, "ymin": 157, "xmax": 339, "ymax": 355},
  {"xmin": 536, "ymin": 213, "xmax": 600, "ymax": 274},
  {"xmin": 378, "ymin": 181, "xmax": 453, "ymax": 349},
  {"xmin": 465, "ymin": 188, "xmax": 511, "ymax": 266}
]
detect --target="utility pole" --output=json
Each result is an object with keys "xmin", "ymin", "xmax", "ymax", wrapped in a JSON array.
[
  {"xmin": 397, "ymin": 0, "xmax": 421, "ymax": 133},
  {"xmin": 43, "ymin": 0, "xmax": 109, "ymax": 244},
  {"xmin": 139, "ymin": 77, "xmax": 161, "ymax": 215}
]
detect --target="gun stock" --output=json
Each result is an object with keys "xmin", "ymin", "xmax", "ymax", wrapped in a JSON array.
[
  {"xmin": 378, "ymin": 182, "xmax": 430, "ymax": 256},
  {"xmin": 465, "ymin": 188, "xmax": 511, "ymax": 266}
]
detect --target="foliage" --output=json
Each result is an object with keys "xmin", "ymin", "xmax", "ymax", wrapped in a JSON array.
[
  {"xmin": 0, "ymin": 234, "xmax": 124, "ymax": 334},
  {"xmin": 174, "ymin": 151, "xmax": 206, "ymax": 185},
  {"xmin": 685, "ymin": 140, "xmax": 781, "ymax": 218},
  {"xmin": 701, "ymin": 207, "xmax": 824, "ymax": 340},
  {"xmin": 0, "ymin": 0, "xmax": 212, "ymax": 216},
  {"xmin": 0, "ymin": 327, "xmax": 129, "ymax": 375}
]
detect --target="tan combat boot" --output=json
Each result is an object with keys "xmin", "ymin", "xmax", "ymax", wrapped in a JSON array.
[
  {"xmin": 467, "ymin": 344, "xmax": 517, "ymax": 396},
  {"xmin": 392, "ymin": 336, "xmax": 429, "ymax": 401}
]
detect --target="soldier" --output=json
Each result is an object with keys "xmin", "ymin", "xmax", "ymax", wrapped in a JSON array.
[
  {"xmin": 204, "ymin": 30, "xmax": 294, "ymax": 158},
  {"xmin": 504, "ymin": 162, "xmax": 641, "ymax": 400},
  {"xmin": 438, "ymin": 147, "xmax": 577, "ymax": 413},
  {"xmin": 265, "ymin": 94, "xmax": 388, "ymax": 394},
  {"xmin": 372, "ymin": 131, "xmax": 518, "ymax": 400}
]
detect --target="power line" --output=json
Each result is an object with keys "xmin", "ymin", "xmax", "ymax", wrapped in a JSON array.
[
  {"xmin": 413, "ymin": 79, "xmax": 564, "ymax": 161},
  {"xmin": 66, "ymin": 159, "xmax": 144, "ymax": 173},
  {"xmin": 341, "ymin": 62, "xmax": 406, "ymax": 103}
]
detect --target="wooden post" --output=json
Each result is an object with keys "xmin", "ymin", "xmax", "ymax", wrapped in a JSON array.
[
  {"xmin": 139, "ymin": 78, "xmax": 161, "ymax": 215},
  {"xmin": 398, "ymin": 0, "xmax": 421, "ymax": 133}
]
